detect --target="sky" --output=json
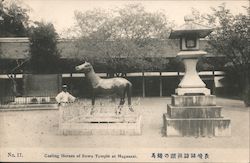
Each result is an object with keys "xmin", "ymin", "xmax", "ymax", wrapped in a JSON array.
[{"xmin": 22, "ymin": 0, "xmax": 249, "ymax": 37}]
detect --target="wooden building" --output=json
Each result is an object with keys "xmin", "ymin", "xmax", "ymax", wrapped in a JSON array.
[{"xmin": 0, "ymin": 37, "xmax": 225, "ymax": 101}]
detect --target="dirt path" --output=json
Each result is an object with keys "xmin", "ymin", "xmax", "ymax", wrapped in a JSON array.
[{"xmin": 0, "ymin": 97, "xmax": 249, "ymax": 149}]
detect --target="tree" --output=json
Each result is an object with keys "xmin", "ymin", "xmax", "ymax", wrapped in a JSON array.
[
  {"xmin": 193, "ymin": 4, "xmax": 250, "ymax": 106},
  {"xmin": 67, "ymin": 4, "xmax": 173, "ymax": 76},
  {"xmin": 29, "ymin": 22, "xmax": 61, "ymax": 74},
  {"xmin": 0, "ymin": 0, "xmax": 30, "ymax": 37}
]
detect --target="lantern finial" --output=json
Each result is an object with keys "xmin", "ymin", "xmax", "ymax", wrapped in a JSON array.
[{"xmin": 184, "ymin": 15, "xmax": 194, "ymax": 22}]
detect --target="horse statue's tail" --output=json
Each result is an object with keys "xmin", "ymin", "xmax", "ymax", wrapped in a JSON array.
[{"xmin": 126, "ymin": 81, "xmax": 134, "ymax": 112}]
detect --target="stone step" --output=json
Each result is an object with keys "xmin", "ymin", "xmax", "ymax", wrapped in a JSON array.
[
  {"xmin": 171, "ymin": 95, "xmax": 216, "ymax": 106},
  {"xmin": 167, "ymin": 104, "xmax": 222, "ymax": 118},
  {"xmin": 59, "ymin": 115, "xmax": 142, "ymax": 135},
  {"xmin": 66, "ymin": 115, "xmax": 138, "ymax": 123},
  {"xmin": 163, "ymin": 114, "xmax": 231, "ymax": 137}
]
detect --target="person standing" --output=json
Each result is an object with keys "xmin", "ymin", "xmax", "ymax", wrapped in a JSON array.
[{"xmin": 55, "ymin": 85, "xmax": 75, "ymax": 106}]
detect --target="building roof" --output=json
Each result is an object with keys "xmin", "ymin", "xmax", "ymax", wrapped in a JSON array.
[{"xmin": 0, "ymin": 37, "xmax": 211, "ymax": 59}]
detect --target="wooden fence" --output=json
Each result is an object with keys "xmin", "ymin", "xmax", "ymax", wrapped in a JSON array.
[{"xmin": 0, "ymin": 71, "xmax": 224, "ymax": 105}]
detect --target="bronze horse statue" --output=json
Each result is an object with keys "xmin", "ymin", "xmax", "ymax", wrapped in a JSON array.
[{"xmin": 75, "ymin": 62, "xmax": 134, "ymax": 114}]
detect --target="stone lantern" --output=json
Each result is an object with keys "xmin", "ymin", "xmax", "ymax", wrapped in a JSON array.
[
  {"xmin": 163, "ymin": 15, "xmax": 231, "ymax": 137},
  {"xmin": 169, "ymin": 15, "xmax": 212, "ymax": 95}
]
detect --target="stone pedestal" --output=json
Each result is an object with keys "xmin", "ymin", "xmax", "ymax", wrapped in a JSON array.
[
  {"xmin": 163, "ymin": 95, "xmax": 231, "ymax": 137},
  {"xmin": 59, "ymin": 105, "xmax": 142, "ymax": 135}
]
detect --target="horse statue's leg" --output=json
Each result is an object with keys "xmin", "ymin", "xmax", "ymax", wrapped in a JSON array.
[
  {"xmin": 90, "ymin": 90, "xmax": 95, "ymax": 115},
  {"xmin": 116, "ymin": 98, "xmax": 125, "ymax": 115},
  {"xmin": 127, "ymin": 82, "xmax": 134, "ymax": 112}
]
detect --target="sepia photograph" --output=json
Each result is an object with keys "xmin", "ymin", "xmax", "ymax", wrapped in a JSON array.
[{"xmin": 0, "ymin": 0, "xmax": 249, "ymax": 162}]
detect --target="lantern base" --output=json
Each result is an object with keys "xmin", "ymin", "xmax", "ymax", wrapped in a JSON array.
[{"xmin": 175, "ymin": 87, "xmax": 211, "ymax": 95}]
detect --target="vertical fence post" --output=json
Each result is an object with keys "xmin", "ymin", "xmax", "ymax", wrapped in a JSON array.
[
  {"xmin": 159, "ymin": 71, "xmax": 162, "ymax": 97},
  {"xmin": 212, "ymin": 69, "xmax": 215, "ymax": 95},
  {"xmin": 142, "ymin": 71, "xmax": 145, "ymax": 97},
  {"xmin": 70, "ymin": 72, "xmax": 73, "ymax": 93}
]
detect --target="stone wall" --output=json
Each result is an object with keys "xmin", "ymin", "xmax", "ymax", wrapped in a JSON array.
[
  {"xmin": 23, "ymin": 74, "xmax": 62, "ymax": 97},
  {"xmin": 0, "ymin": 79, "xmax": 14, "ymax": 104}
]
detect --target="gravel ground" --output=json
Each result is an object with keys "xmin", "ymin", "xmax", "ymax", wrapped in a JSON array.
[{"xmin": 0, "ymin": 97, "xmax": 249, "ymax": 149}]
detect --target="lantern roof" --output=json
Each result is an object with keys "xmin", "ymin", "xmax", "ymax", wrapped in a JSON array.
[{"xmin": 169, "ymin": 15, "xmax": 213, "ymax": 39}]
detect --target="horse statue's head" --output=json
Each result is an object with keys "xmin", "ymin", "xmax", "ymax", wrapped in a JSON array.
[{"xmin": 75, "ymin": 61, "xmax": 93, "ymax": 73}]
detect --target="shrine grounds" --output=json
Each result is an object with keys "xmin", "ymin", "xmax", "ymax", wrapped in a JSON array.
[{"xmin": 0, "ymin": 97, "xmax": 249, "ymax": 150}]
